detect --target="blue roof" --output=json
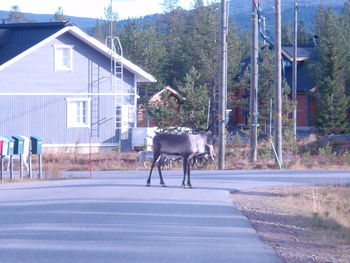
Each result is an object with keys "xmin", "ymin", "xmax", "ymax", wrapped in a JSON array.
[
  {"xmin": 0, "ymin": 22, "xmax": 73, "ymax": 65},
  {"xmin": 282, "ymin": 45, "xmax": 316, "ymax": 61}
]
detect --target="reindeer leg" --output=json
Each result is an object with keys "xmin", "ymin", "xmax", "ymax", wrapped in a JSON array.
[
  {"xmin": 186, "ymin": 157, "xmax": 192, "ymax": 189},
  {"xmin": 146, "ymin": 160, "xmax": 156, "ymax": 186},
  {"xmin": 157, "ymin": 158, "xmax": 166, "ymax": 187},
  {"xmin": 185, "ymin": 154, "xmax": 195, "ymax": 189},
  {"xmin": 147, "ymin": 152, "xmax": 160, "ymax": 186},
  {"xmin": 182, "ymin": 155, "xmax": 188, "ymax": 188}
]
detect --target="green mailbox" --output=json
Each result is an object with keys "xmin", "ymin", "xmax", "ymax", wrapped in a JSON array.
[
  {"xmin": 12, "ymin": 136, "xmax": 25, "ymax": 155},
  {"xmin": 30, "ymin": 136, "xmax": 42, "ymax": 154},
  {"xmin": 3, "ymin": 136, "xmax": 14, "ymax": 155}
]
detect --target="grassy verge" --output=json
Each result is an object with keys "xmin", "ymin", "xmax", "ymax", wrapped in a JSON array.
[{"xmin": 231, "ymin": 184, "xmax": 350, "ymax": 263}]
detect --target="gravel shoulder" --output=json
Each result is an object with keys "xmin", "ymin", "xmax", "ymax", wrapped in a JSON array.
[{"xmin": 231, "ymin": 185, "xmax": 350, "ymax": 263}]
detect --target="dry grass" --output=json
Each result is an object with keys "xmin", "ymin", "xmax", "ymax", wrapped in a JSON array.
[
  {"xmin": 275, "ymin": 185, "xmax": 350, "ymax": 241},
  {"xmin": 22, "ymin": 134, "xmax": 350, "ymax": 180},
  {"xmin": 224, "ymin": 134, "xmax": 350, "ymax": 170},
  {"xmin": 39, "ymin": 152, "xmax": 138, "ymax": 172},
  {"xmin": 38, "ymin": 151, "xmax": 217, "ymax": 176},
  {"xmin": 232, "ymin": 184, "xmax": 350, "ymax": 263}
]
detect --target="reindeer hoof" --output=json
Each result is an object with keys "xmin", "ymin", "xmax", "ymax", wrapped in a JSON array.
[
  {"xmin": 161, "ymin": 184, "xmax": 167, "ymax": 187},
  {"xmin": 146, "ymin": 182, "xmax": 151, "ymax": 187}
]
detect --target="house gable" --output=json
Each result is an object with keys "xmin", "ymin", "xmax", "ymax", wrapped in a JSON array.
[
  {"xmin": 0, "ymin": 22, "xmax": 156, "ymax": 83},
  {"xmin": 0, "ymin": 22, "xmax": 69, "ymax": 66}
]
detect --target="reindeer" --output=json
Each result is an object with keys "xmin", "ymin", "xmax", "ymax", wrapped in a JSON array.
[
  {"xmin": 192, "ymin": 144, "xmax": 216, "ymax": 169},
  {"xmin": 146, "ymin": 131, "xmax": 213, "ymax": 188}
]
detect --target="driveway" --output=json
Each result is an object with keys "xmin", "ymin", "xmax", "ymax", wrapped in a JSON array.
[{"xmin": 0, "ymin": 170, "xmax": 349, "ymax": 263}]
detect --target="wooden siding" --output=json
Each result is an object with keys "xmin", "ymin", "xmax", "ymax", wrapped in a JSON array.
[
  {"xmin": 0, "ymin": 95, "xmax": 115, "ymax": 144},
  {"xmin": 232, "ymin": 92, "xmax": 316, "ymax": 128},
  {"xmin": 297, "ymin": 94, "xmax": 308, "ymax": 126}
]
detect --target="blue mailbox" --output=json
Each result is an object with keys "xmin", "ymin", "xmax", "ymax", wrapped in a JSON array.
[
  {"xmin": 12, "ymin": 136, "xmax": 25, "ymax": 155},
  {"xmin": 3, "ymin": 137, "xmax": 14, "ymax": 155},
  {"xmin": 30, "ymin": 136, "xmax": 42, "ymax": 154}
]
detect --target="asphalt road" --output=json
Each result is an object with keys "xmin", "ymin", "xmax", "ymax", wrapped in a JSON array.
[{"xmin": 0, "ymin": 169, "xmax": 349, "ymax": 263}]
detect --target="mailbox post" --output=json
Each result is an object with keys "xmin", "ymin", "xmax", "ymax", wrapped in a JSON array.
[
  {"xmin": 0, "ymin": 137, "xmax": 9, "ymax": 182},
  {"xmin": 30, "ymin": 136, "xmax": 43, "ymax": 179},
  {"xmin": 4, "ymin": 137, "xmax": 14, "ymax": 181},
  {"xmin": 13, "ymin": 136, "xmax": 25, "ymax": 179}
]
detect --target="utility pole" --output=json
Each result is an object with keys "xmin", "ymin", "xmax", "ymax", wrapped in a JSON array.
[
  {"xmin": 292, "ymin": 1, "xmax": 298, "ymax": 141},
  {"xmin": 250, "ymin": 0, "xmax": 259, "ymax": 162},
  {"xmin": 274, "ymin": 0, "xmax": 283, "ymax": 166},
  {"xmin": 218, "ymin": 0, "xmax": 228, "ymax": 170}
]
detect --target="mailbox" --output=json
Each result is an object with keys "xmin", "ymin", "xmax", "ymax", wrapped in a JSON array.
[
  {"xmin": 3, "ymin": 137, "xmax": 14, "ymax": 155},
  {"xmin": 0, "ymin": 137, "xmax": 9, "ymax": 155},
  {"xmin": 12, "ymin": 136, "xmax": 25, "ymax": 155},
  {"xmin": 30, "ymin": 136, "xmax": 42, "ymax": 154}
]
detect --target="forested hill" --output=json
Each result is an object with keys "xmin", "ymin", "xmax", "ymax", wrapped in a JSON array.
[
  {"xmin": 231, "ymin": 0, "xmax": 345, "ymax": 14},
  {"xmin": 230, "ymin": 0, "xmax": 345, "ymax": 31},
  {"xmin": 0, "ymin": 0, "xmax": 346, "ymax": 33}
]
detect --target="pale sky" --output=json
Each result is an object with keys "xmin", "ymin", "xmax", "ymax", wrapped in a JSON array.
[{"xmin": 0, "ymin": 0, "xmax": 193, "ymax": 20}]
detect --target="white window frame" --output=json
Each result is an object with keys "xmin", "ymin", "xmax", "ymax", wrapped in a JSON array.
[
  {"xmin": 53, "ymin": 45, "xmax": 73, "ymax": 71},
  {"xmin": 66, "ymin": 98, "xmax": 91, "ymax": 128}
]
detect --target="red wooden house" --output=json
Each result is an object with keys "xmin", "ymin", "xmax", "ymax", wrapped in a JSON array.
[{"xmin": 137, "ymin": 86, "xmax": 184, "ymax": 127}]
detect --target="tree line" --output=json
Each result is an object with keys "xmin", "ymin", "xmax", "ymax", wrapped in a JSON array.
[{"xmin": 96, "ymin": 0, "xmax": 349, "ymax": 136}]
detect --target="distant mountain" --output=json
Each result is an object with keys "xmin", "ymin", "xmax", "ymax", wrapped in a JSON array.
[
  {"xmin": 232, "ymin": 6, "xmax": 344, "ymax": 32},
  {"xmin": 230, "ymin": 0, "xmax": 346, "ymax": 15},
  {"xmin": 0, "ymin": 11, "xmax": 97, "ymax": 33},
  {"xmin": 0, "ymin": 0, "xmax": 346, "ymax": 35}
]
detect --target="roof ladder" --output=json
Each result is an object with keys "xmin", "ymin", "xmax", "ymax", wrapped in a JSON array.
[
  {"xmin": 105, "ymin": 36, "xmax": 124, "ymax": 149},
  {"xmin": 89, "ymin": 60, "xmax": 100, "ymax": 138}
]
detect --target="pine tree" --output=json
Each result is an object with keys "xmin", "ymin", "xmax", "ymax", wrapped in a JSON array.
[
  {"xmin": 178, "ymin": 67, "xmax": 209, "ymax": 131},
  {"xmin": 282, "ymin": 21, "xmax": 293, "ymax": 45},
  {"xmin": 91, "ymin": 4, "xmax": 119, "ymax": 42},
  {"xmin": 118, "ymin": 20, "xmax": 166, "ymax": 80},
  {"xmin": 53, "ymin": 6, "xmax": 68, "ymax": 22},
  {"xmin": 180, "ymin": 2, "xmax": 219, "ymax": 128},
  {"xmin": 161, "ymin": 0, "xmax": 180, "ymax": 13},
  {"xmin": 6, "ymin": 5, "xmax": 26, "ymax": 23},
  {"xmin": 118, "ymin": 20, "xmax": 167, "ymax": 106},
  {"xmin": 257, "ymin": 48, "xmax": 275, "ymax": 133},
  {"xmin": 92, "ymin": 19, "xmax": 104, "ymax": 43},
  {"xmin": 159, "ymin": 7, "xmax": 188, "ymax": 86},
  {"xmin": 297, "ymin": 20, "xmax": 313, "ymax": 44},
  {"xmin": 340, "ymin": 0, "xmax": 350, "ymax": 95},
  {"xmin": 313, "ymin": 7, "xmax": 350, "ymax": 134}
]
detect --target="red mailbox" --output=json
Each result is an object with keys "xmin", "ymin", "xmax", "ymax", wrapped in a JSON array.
[{"xmin": 0, "ymin": 138, "xmax": 3, "ymax": 155}]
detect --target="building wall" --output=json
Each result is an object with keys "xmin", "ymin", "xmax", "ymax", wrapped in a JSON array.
[
  {"xmin": 0, "ymin": 31, "xmax": 136, "ymax": 151},
  {"xmin": 296, "ymin": 93, "xmax": 308, "ymax": 126},
  {"xmin": 232, "ymin": 92, "xmax": 315, "ymax": 128},
  {"xmin": 296, "ymin": 93, "xmax": 316, "ymax": 127}
]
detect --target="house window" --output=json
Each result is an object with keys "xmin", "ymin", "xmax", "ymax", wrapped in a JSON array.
[
  {"xmin": 53, "ymin": 45, "xmax": 73, "ymax": 71},
  {"xmin": 66, "ymin": 98, "xmax": 91, "ymax": 128}
]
